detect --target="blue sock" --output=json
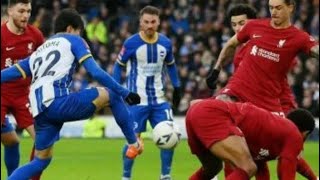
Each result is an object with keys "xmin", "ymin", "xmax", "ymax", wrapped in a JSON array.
[
  {"xmin": 4, "ymin": 143, "xmax": 20, "ymax": 176},
  {"xmin": 8, "ymin": 157, "xmax": 52, "ymax": 180},
  {"xmin": 122, "ymin": 144, "xmax": 135, "ymax": 178},
  {"xmin": 161, "ymin": 149, "xmax": 174, "ymax": 175},
  {"xmin": 109, "ymin": 89, "xmax": 136, "ymax": 144}
]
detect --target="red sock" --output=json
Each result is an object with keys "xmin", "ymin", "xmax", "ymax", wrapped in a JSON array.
[
  {"xmin": 189, "ymin": 168, "xmax": 204, "ymax": 180},
  {"xmin": 224, "ymin": 162, "xmax": 234, "ymax": 177},
  {"xmin": 30, "ymin": 144, "xmax": 42, "ymax": 180},
  {"xmin": 226, "ymin": 168, "xmax": 249, "ymax": 180}
]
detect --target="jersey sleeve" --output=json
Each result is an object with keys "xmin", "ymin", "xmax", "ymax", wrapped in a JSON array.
[
  {"xmin": 117, "ymin": 40, "xmax": 132, "ymax": 66},
  {"xmin": 16, "ymin": 57, "xmax": 31, "ymax": 79},
  {"xmin": 236, "ymin": 20, "xmax": 252, "ymax": 43},
  {"xmin": 165, "ymin": 41, "xmax": 175, "ymax": 65},
  {"xmin": 68, "ymin": 35, "xmax": 93, "ymax": 64},
  {"xmin": 1, "ymin": 57, "xmax": 31, "ymax": 83},
  {"xmin": 277, "ymin": 135, "xmax": 303, "ymax": 180},
  {"xmin": 299, "ymin": 33, "xmax": 318, "ymax": 55}
]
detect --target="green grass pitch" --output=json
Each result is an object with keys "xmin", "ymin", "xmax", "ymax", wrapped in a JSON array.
[{"xmin": 1, "ymin": 138, "xmax": 319, "ymax": 179}]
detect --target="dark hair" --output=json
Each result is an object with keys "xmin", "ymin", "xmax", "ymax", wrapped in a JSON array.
[
  {"xmin": 286, "ymin": 109, "xmax": 315, "ymax": 133},
  {"xmin": 54, "ymin": 8, "xmax": 84, "ymax": 34},
  {"xmin": 139, "ymin": 5, "xmax": 160, "ymax": 18},
  {"xmin": 8, "ymin": 0, "xmax": 31, "ymax": 7},
  {"xmin": 228, "ymin": 4, "xmax": 257, "ymax": 20},
  {"xmin": 284, "ymin": 0, "xmax": 296, "ymax": 6}
]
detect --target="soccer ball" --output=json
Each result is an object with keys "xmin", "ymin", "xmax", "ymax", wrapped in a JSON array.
[{"xmin": 152, "ymin": 120, "xmax": 181, "ymax": 149}]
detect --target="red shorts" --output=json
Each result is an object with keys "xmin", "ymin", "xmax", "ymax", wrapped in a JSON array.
[
  {"xmin": 186, "ymin": 100, "xmax": 243, "ymax": 155},
  {"xmin": 1, "ymin": 94, "xmax": 33, "ymax": 128},
  {"xmin": 215, "ymin": 86, "xmax": 284, "ymax": 115}
]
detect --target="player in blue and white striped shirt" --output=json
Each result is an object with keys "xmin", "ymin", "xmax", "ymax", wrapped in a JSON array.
[
  {"xmin": 1, "ymin": 9, "xmax": 143, "ymax": 179},
  {"xmin": 113, "ymin": 6, "xmax": 181, "ymax": 180}
]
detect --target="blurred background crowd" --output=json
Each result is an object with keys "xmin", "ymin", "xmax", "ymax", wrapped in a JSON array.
[{"xmin": 1, "ymin": 0, "xmax": 319, "ymax": 116}]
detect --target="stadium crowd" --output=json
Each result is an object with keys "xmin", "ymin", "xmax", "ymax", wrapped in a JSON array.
[{"xmin": 1, "ymin": 0, "xmax": 319, "ymax": 116}]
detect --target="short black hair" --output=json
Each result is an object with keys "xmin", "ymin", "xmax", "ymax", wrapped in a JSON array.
[
  {"xmin": 227, "ymin": 4, "xmax": 257, "ymax": 20},
  {"xmin": 284, "ymin": 0, "xmax": 296, "ymax": 6},
  {"xmin": 139, "ymin": 5, "xmax": 160, "ymax": 18},
  {"xmin": 54, "ymin": 8, "xmax": 84, "ymax": 34},
  {"xmin": 286, "ymin": 109, "xmax": 315, "ymax": 133},
  {"xmin": 8, "ymin": 0, "xmax": 31, "ymax": 7}
]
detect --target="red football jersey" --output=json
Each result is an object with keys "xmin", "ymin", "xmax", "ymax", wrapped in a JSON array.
[
  {"xmin": 227, "ymin": 101, "xmax": 303, "ymax": 161},
  {"xmin": 226, "ymin": 19, "xmax": 317, "ymax": 112},
  {"xmin": 233, "ymin": 44, "xmax": 247, "ymax": 72},
  {"xmin": 226, "ymin": 101, "xmax": 304, "ymax": 179},
  {"xmin": 1, "ymin": 23, "xmax": 44, "ymax": 96}
]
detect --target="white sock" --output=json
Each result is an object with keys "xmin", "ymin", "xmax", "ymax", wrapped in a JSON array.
[
  {"xmin": 122, "ymin": 177, "xmax": 131, "ymax": 180},
  {"xmin": 211, "ymin": 176, "xmax": 218, "ymax": 180}
]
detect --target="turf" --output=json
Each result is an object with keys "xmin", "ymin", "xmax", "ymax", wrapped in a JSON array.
[{"xmin": 1, "ymin": 138, "xmax": 319, "ymax": 179}]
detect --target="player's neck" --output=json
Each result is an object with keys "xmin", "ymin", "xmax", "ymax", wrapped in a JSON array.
[
  {"xmin": 270, "ymin": 20, "xmax": 292, "ymax": 29},
  {"xmin": 139, "ymin": 31, "xmax": 158, "ymax": 44},
  {"xmin": 6, "ymin": 20, "xmax": 25, "ymax": 35}
]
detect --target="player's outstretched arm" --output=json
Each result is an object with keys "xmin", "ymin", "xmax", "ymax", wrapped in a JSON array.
[
  {"xmin": 214, "ymin": 35, "xmax": 240, "ymax": 70},
  {"xmin": 1, "ymin": 58, "xmax": 31, "ymax": 83},
  {"xmin": 112, "ymin": 62, "xmax": 125, "ymax": 83},
  {"xmin": 277, "ymin": 157, "xmax": 297, "ymax": 180},
  {"xmin": 83, "ymin": 57, "xmax": 140, "ymax": 105},
  {"xmin": 206, "ymin": 35, "xmax": 239, "ymax": 89},
  {"xmin": 296, "ymin": 157, "xmax": 317, "ymax": 180},
  {"xmin": 310, "ymin": 45, "xmax": 319, "ymax": 60}
]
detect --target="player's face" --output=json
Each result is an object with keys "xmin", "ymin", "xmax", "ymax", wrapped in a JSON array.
[
  {"xmin": 269, "ymin": 0, "xmax": 294, "ymax": 26},
  {"xmin": 7, "ymin": 3, "xmax": 31, "ymax": 29},
  {"xmin": 230, "ymin": 15, "xmax": 248, "ymax": 33},
  {"xmin": 140, "ymin": 13, "xmax": 160, "ymax": 37}
]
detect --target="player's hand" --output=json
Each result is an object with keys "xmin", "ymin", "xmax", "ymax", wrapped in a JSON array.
[
  {"xmin": 125, "ymin": 92, "xmax": 141, "ymax": 105},
  {"xmin": 172, "ymin": 87, "xmax": 181, "ymax": 111},
  {"xmin": 126, "ymin": 138, "xmax": 144, "ymax": 159},
  {"xmin": 206, "ymin": 69, "xmax": 220, "ymax": 90}
]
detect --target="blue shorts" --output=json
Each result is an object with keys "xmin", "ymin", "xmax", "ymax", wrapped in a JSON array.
[
  {"xmin": 1, "ymin": 116, "xmax": 14, "ymax": 133},
  {"xmin": 34, "ymin": 88, "xmax": 99, "ymax": 150},
  {"xmin": 130, "ymin": 102, "xmax": 173, "ymax": 133}
]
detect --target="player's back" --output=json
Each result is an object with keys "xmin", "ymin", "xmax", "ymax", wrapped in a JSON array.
[
  {"xmin": 122, "ymin": 32, "xmax": 173, "ymax": 105},
  {"xmin": 227, "ymin": 101, "xmax": 303, "ymax": 161},
  {"xmin": 28, "ymin": 33, "xmax": 85, "ymax": 117}
]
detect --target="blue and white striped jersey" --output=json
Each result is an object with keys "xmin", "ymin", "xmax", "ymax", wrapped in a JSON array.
[
  {"xmin": 117, "ymin": 32, "xmax": 175, "ymax": 105},
  {"xmin": 27, "ymin": 34, "xmax": 92, "ymax": 117}
]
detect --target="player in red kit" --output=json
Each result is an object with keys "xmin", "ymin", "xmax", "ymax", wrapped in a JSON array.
[
  {"xmin": 186, "ymin": 99, "xmax": 317, "ymax": 180},
  {"xmin": 1, "ymin": 0, "xmax": 44, "ymax": 179},
  {"xmin": 206, "ymin": 0, "xmax": 318, "ymax": 115}
]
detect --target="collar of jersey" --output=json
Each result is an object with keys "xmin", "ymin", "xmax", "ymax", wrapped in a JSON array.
[{"xmin": 139, "ymin": 31, "xmax": 158, "ymax": 44}]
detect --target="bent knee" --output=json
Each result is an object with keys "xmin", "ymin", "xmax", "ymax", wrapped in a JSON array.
[
  {"xmin": 241, "ymin": 161, "xmax": 257, "ymax": 177},
  {"xmin": 1, "ymin": 132, "xmax": 20, "ymax": 146},
  {"xmin": 92, "ymin": 88, "xmax": 110, "ymax": 110}
]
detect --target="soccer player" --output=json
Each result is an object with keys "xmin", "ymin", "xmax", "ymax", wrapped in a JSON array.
[
  {"xmin": 227, "ymin": 4, "xmax": 257, "ymax": 73},
  {"xmin": 1, "ymin": 8, "xmax": 143, "ymax": 179},
  {"xmin": 113, "ymin": 6, "xmax": 181, "ymax": 180},
  {"xmin": 186, "ymin": 99, "xmax": 317, "ymax": 180},
  {"xmin": 1, "ymin": 0, "xmax": 44, "ymax": 178},
  {"xmin": 206, "ymin": 0, "xmax": 319, "ymax": 116}
]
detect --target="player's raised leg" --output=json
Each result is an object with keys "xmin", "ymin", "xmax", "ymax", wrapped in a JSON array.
[{"xmin": 121, "ymin": 105, "xmax": 149, "ymax": 180}]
